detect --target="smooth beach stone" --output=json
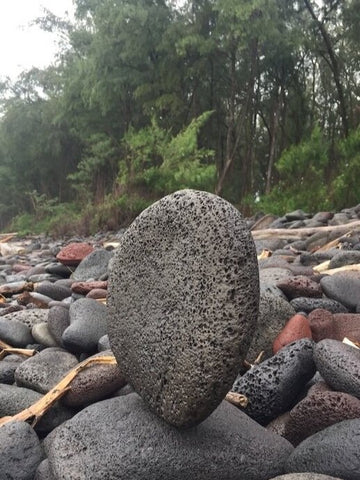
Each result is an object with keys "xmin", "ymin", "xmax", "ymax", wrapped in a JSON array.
[
  {"xmin": 35, "ymin": 459, "xmax": 56, "ymax": 480},
  {"xmin": 309, "ymin": 309, "xmax": 360, "ymax": 343},
  {"xmin": 35, "ymin": 281, "xmax": 72, "ymax": 301},
  {"xmin": 286, "ymin": 418, "xmax": 360, "ymax": 479},
  {"xmin": 259, "ymin": 267, "xmax": 293, "ymax": 286},
  {"xmin": 47, "ymin": 394, "xmax": 293, "ymax": 480},
  {"xmin": 47, "ymin": 305, "xmax": 70, "ymax": 347},
  {"xmin": 232, "ymin": 339, "xmax": 316, "ymax": 425},
  {"xmin": 0, "ymin": 317, "xmax": 33, "ymax": 347},
  {"xmin": 273, "ymin": 313, "xmax": 312, "ymax": 354},
  {"xmin": 320, "ymin": 272, "xmax": 360, "ymax": 310},
  {"xmin": 270, "ymin": 475, "xmax": 341, "ymax": 480},
  {"xmin": 62, "ymin": 298, "xmax": 108, "ymax": 353},
  {"xmin": 314, "ymin": 339, "xmax": 360, "ymax": 398},
  {"xmin": 32, "ymin": 322, "xmax": 58, "ymax": 347},
  {"xmin": 107, "ymin": 190, "xmax": 259, "ymax": 428},
  {"xmin": 0, "ymin": 421, "xmax": 43, "ymax": 480},
  {"xmin": 15, "ymin": 347, "xmax": 78, "ymax": 394},
  {"xmin": 328, "ymin": 250, "xmax": 360, "ymax": 269},
  {"xmin": 277, "ymin": 276, "xmax": 322, "ymax": 300},
  {"xmin": 71, "ymin": 248, "xmax": 113, "ymax": 281}
]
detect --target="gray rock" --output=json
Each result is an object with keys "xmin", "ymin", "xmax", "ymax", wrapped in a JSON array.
[
  {"xmin": 0, "ymin": 354, "xmax": 24, "ymax": 384},
  {"xmin": 62, "ymin": 298, "xmax": 107, "ymax": 353},
  {"xmin": 47, "ymin": 305, "xmax": 70, "ymax": 346},
  {"xmin": 290, "ymin": 297, "xmax": 348, "ymax": 314},
  {"xmin": 2, "ymin": 308, "xmax": 49, "ymax": 328},
  {"xmin": 0, "ymin": 421, "xmax": 43, "ymax": 480},
  {"xmin": 328, "ymin": 250, "xmax": 360, "ymax": 269},
  {"xmin": 35, "ymin": 459, "xmax": 56, "ymax": 480},
  {"xmin": 72, "ymin": 249, "xmax": 113, "ymax": 281},
  {"xmin": 35, "ymin": 281, "xmax": 72, "ymax": 301},
  {"xmin": 285, "ymin": 209, "xmax": 309, "ymax": 221},
  {"xmin": 328, "ymin": 212, "xmax": 351, "ymax": 225},
  {"xmin": 246, "ymin": 291, "xmax": 295, "ymax": 362},
  {"xmin": 232, "ymin": 339, "xmax": 316, "ymax": 425},
  {"xmin": 270, "ymin": 475, "xmax": 341, "ymax": 480},
  {"xmin": 15, "ymin": 347, "xmax": 78, "ymax": 393},
  {"xmin": 314, "ymin": 339, "xmax": 360, "ymax": 398},
  {"xmin": 0, "ymin": 317, "xmax": 33, "ymax": 347},
  {"xmin": 45, "ymin": 262, "xmax": 75, "ymax": 278},
  {"xmin": 98, "ymin": 334, "xmax": 111, "ymax": 351},
  {"xmin": 320, "ymin": 272, "xmax": 360, "ymax": 310},
  {"xmin": 286, "ymin": 418, "xmax": 360, "ymax": 479},
  {"xmin": 107, "ymin": 190, "xmax": 259, "ymax": 427},
  {"xmin": 47, "ymin": 393, "xmax": 293, "ymax": 480},
  {"xmin": 259, "ymin": 267, "xmax": 293, "ymax": 286},
  {"xmin": 0, "ymin": 384, "xmax": 74, "ymax": 434},
  {"xmin": 28, "ymin": 273, "xmax": 61, "ymax": 283},
  {"xmin": 32, "ymin": 322, "xmax": 58, "ymax": 347}
]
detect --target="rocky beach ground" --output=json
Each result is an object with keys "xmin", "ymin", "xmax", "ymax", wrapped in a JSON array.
[{"xmin": 1, "ymin": 191, "xmax": 360, "ymax": 480}]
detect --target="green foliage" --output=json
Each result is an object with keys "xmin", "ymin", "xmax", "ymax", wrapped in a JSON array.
[
  {"xmin": 332, "ymin": 128, "xmax": 360, "ymax": 209},
  {"xmin": 257, "ymin": 126, "xmax": 331, "ymax": 214},
  {"xmin": 119, "ymin": 111, "xmax": 216, "ymax": 196}
]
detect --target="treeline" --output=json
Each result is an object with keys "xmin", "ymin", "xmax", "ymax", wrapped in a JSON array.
[{"xmin": 1, "ymin": 0, "xmax": 360, "ymax": 234}]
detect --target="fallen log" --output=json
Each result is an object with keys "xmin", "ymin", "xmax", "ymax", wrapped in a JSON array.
[{"xmin": 251, "ymin": 220, "xmax": 360, "ymax": 240}]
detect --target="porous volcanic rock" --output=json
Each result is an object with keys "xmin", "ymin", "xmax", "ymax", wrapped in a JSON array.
[
  {"xmin": 107, "ymin": 189, "xmax": 259, "ymax": 428},
  {"xmin": 56, "ymin": 242, "xmax": 94, "ymax": 266}
]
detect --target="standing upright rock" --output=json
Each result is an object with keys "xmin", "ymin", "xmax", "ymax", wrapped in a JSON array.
[{"xmin": 107, "ymin": 189, "xmax": 259, "ymax": 427}]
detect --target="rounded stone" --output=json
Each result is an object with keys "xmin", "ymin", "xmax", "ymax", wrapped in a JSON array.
[
  {"xmin": 277, "ymin": 276, "xmax": 322, "ymax": 300},
  {"xmin": 35, "ymin": 281, "xmax": 72, "ymax": 301},
  {"xmin": 32, "ymin": 322, "xmax": 58, "ymax": 347},
  {"xmin": 320, "ymin": 272, "xmax": 360, "ymax": 310},
  {"xmin": 290, "ymin": 297, "xmax": 348, "ymax": 314},
  {"xmin": 0, "ymin": 421, "xmax": 43, "ymax": 480},
  {"xmin": 56, "ymin": 242, "xmax": 94, "ymax": 266},
  {"xmin": 314, "ymin": 339, "xmax": 360, "ymax": 398},
  {"xmin": 71, "ymin": 249, "xmax": 113, "ymax": 281},
  {"xmin": 47, "ymin": 394, "xmax": 293, "ymax": 480},
  {"xmin": 107, "ymin": 190, "xmax": 259, "ymax": 428},
  {"xmin": 273, "ymin": 313, "xmax": 312, "ymax": 354},
  {"xmin": 1, "ymin": 308, "xmax": 49, "ymax": 329},
  {"xmin": 0, "ymin": 317, "xmax": 33, "ymax": 347},
  {"xmin": 47, "ymin": 305, "xmax": 70, "ymax": 347},
  {"xmin": 286, "ymin": 418, "xmax": 360, "ymax": 479},
  {"xmin": 270, "ymin": 475, "xmax": 341, "ymax": 480}
]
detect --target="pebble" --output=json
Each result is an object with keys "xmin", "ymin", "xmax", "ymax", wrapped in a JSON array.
[
  {"xmin": 290, "ymin": 297, "xmax": 348, "ymax": 314},
  {"xmin": 2, "ymin": 308, "xmax": 49, "ymax": 328},
  {"xmin": 56, "ymin": 242, "xmax": 94, "ymax": 266},
  {"xmin": 277, "ymin": 276, "xmax": 322, "ymax": 300},
  {"xmin": 31, "ymin": 322, "xmax": 58, "ymax": 347},
  {"xmin": 273, "ymin": 313, "xmax": 312, "ymax": 354},
  {"xmin": 309, "ymin": 309, "xmax": 360, "ymax": 343},
  {"xmin": 320, "ymin": 272, "xmax": 360, "ymax": 310},
  {"xmin": 35, "ymin": 281, "xmax": 72, "ymax": 301},
  {"xmin": 47, "ymin": 305, "xmax": 70, "ymax": 347},
  {"xmin": 108, "ymin": 190, "xmax": 260, "ymax": 428},
  {"xmin": 0, "ymin": 317, "xmax": 33, "ymax": 347},
  {"xmin": 71, "ymin": 248, "xmax": 112, "ymax": 281},
  {"xmin": 314, "ymin": 339, "xmax": 360, "ymax": 398}
]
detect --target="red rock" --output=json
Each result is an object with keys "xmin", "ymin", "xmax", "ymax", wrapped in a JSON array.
[
  {"xmin": 309, "ymin": 308, "xmax": 360, "ymax": 343},
  {"xmin": 56, "ymin": 243, "xmax": 94, "ymax": 266},
  {"xmin": 86, "ymin": 288, "xmax": 108, "ymax": 299},
  {"xmin": 12, "ymin": 264, "xmax": 31, "ymax": 273},
  {"xmin": 273, "ymin": 313, "xmax": 312, "ymax": 354},
  {"xmin": 277, "ymin": 275, "xmax": 322, "ymax": 300},
  {"xmin": 71, "ymin": 281, "xmax": 108, "ymax": 295}
]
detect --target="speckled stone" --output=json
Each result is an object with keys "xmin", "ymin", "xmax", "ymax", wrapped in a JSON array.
[
  {"xmin": 290, "ymin": 297, "xmax": 348, "ymax": 314},
  {"xmin": 71, "ymin": 249, "xmax": 113, "ymax": 281},
  {"xmin": 232, "ymin": 339, "xmax": 316, "ymax": 425},
  {"xmin": 277, "ymin": 276, "xmax": 322, "ymax": 300},
  {"xmin": 15, "ymin": 347, "xmax": 78, "ymax": 394},
  {"xmin": 285, "ymin": 382, "xmax": 360, "ymax": 445},
  {"xmin": 56, "ymin": 242, "xmax": 94, "ymax": 266},
  {"xmin": 309, "ymin": 309, "xmax": 360, "ymax": 343},
  {"xmin": 71, "ymin": 281, "xmax": 107, "ymax": 294},
  {"xmin": 328, "ymin": 250, "xmax": 360, "ymax": 269},
  {"xmin": 34, "ymin": 459, "xmax": 55, "ymax": 480},
  {"xmin": 1, "ymin": 308, "xmax": 49, "ymax": 328},
  {"xmin": 246, "ymin": 292, "xmax": 295, "ymax": 362},
  {"xmin": 286, "ymin": 418, "xmax": 360, "ymax": 479},
  {"xmin": 320, "ymin": 272, "xmax": 360, "ymax": 310},
  {"xmin": 108, "ymin": 190, "xmax": 259, "ymax": 428},
  {"xmin": 314, "ymin": 339, "xmax": 360, "ymax": 398},
  {"xmin": 35, "ymin": 281, "xmax": 72, "ymax": 301},
  {"xmin": 270, "ymin": 475, "xmax": 341, "ymax": 480},
  {"xmin": 47, "ymin": 394, "xmax": 293, "ymax": 480},
  {"xmin": 63, "ymin": 350, "xmax": 126, "ymax": 407},
  {"xmin": 0, "ymin": 354, "xmax": 24, "ymax": 384},
  {"xmin": 0, "ymin": 317, "xmax": 33, "ymax": 347},
  {"xmin": 0, "ymin": 421, "xmax": 43, "ymax": 480}
]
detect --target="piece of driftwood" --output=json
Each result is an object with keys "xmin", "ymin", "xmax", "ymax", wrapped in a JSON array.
[
  {"xmin": 0, "ymin": 233, "xmax": 17, "ymax": 243},
  {"xmin": 251, "ymin": 220, "xmax": 360, "ymax": 240},
  {"xmin": 320, "ymin": 263, "xmax": 360, "ymax": 276},
  {"xmin": 343, "ymin": 337, "xmax": 360, "ymax": 349},
  {"xmin": 0, "ymin": 355, "xmax": 118, "ymax": 428},
  {"xmin": 0, "ymin": 339, "xmax": 38, "ymax": 360},
  {"xmin": 225, "ymin": 391, "xmax": 249, "ymax": 408}
]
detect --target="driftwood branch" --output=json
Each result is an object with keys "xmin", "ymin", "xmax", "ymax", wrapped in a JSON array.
[
  {"xmin": 225, "ymin": 392, "xmax": 249, "ymax": 408},
  {"xmin": 251, "ymin": 220, "xmax": 360, "ymax": 240}
]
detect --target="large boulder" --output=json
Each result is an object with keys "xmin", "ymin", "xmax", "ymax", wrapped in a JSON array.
[{"xmin": 108, "ymin": 190, "xmax": 259, "ymax": 427}]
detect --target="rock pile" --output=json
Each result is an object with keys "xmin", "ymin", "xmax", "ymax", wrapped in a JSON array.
[{"xmin": 0, "ymin": 194, "xmax": 360, "ymax": 479}]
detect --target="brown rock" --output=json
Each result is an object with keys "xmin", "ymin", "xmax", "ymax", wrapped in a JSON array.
[
  {"xmin": 86, "ymin": 288, "xmax": 108, "ymax": 299},
  {"xmin": 273, "ymin": 314, "xmax": 312, "ymax": 354},
  {"xmin": 71, "ymin": 281, "xmax": 108, "ymax": 295},
  {"xmin": 12, "ymin": 264, "xmax": 31, "ymax": 273},
  {"xmin": 277, "ymin": 276, "xmax": 322, "ymax": 300},
  {"xmin": 285, "ymin": 382, "xmax": 360, "ymax": 445},
  {"xmin": 56, "ymin": 243, "xmax": 94, "ymax": 266},
  {"xmin": 309, "ymin": 309, "xmax": 360, "ymax": 343},
  {"xmin": 62, "ymin": 350, "xmax": 126, "ymax": 407}
]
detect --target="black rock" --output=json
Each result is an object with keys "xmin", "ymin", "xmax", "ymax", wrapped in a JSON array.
[{"xmin": 290, "ymin": 297, "xmax": 348, "ymax": 314}]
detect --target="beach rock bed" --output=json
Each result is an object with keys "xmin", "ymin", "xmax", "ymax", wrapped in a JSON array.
[{"xmin": 1, "ymin": 195, "xmax": 360, "ymax": 479}]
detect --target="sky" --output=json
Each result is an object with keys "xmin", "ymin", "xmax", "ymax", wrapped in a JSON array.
[{"xmin": 0, "ymin": 0, "xmax": 75, "ymax": 81}]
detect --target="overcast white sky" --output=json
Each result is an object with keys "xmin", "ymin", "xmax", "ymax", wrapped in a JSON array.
[{"xmin": 0, "ymin": 0, "xmax": 75, "ymax": 81}]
